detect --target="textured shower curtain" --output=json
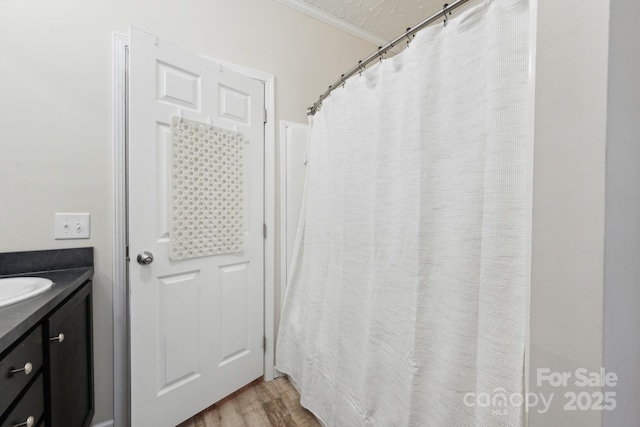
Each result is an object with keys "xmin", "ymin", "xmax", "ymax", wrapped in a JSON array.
[{"xmin": 276, "ymin": 0, "xmax": 529, "ymax": 425}]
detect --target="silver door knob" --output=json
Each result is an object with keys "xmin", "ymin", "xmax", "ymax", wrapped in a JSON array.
[{"xmin": 137, "ymin": 251, "xmax": 154, "ymax": 265}]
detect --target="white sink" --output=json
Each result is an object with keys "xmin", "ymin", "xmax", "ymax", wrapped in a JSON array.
[{"xmin": 0, "ymin": 277, "xmax": 54, "ymax": 308}]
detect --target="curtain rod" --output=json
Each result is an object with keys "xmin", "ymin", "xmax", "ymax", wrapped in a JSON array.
[{"xmin": 307, "ymin": 0, "xmax": 473, "ymax": 116}]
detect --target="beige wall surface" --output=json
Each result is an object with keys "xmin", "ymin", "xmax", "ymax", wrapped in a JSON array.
[
  {"xmin": 0, "ymin": 1, "xmax": 374, "ymax": 424},
  {"xmin": 529, "ymin": 0, "xmax": 609, "ymax": 426}
]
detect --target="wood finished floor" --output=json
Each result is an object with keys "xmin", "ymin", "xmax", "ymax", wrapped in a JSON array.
[{"xmin": 176, "ymin": 376, "xmax": 321, "ymax": 427}]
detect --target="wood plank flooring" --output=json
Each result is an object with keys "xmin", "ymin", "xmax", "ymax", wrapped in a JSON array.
[{"xmin": 176, "ymin": 376, "xmax": 321, "ymax": 427}]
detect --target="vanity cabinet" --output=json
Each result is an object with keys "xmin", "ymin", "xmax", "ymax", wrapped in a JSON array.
[{"xmin": 0, "ymin": 280, "xmax": 93, "ymax": 427}]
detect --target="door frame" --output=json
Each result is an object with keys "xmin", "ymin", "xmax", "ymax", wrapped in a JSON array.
[
  {"xmin": 111, "ymin": 32, "xmax": 277, "ymax": 427},
  {"xmin": 278, "ymin": 120, "xmax": 308, "ymax": 355}
]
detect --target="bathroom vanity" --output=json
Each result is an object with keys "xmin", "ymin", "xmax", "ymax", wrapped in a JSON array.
[{"xmin": 0, "ymin": 248, "xmax": 94, "ymax": 427}]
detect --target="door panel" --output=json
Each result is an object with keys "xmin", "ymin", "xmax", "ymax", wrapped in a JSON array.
[
  {"xmin": 220, "ymin": 261, "xmax": 251, "ymax": 364},
  {"xmin": 156, "ymin": 61, "xmax": 201, "ymax": 109},
  {"xmin": 156, "ymin": 122, "xmax": 171, "ymax": 241},
  {"xmin": 219, "ymin": 85, "xmax": 251, "ymax": 125},
  {"xmin": 128, "ymin": 27, "xmax": 265, "ymax": 427},
  {"xmin": 158, "ymin": 271, "xmax": 200, "ymax": 391}
]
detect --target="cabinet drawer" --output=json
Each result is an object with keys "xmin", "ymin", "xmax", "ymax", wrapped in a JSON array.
[
  {"xmin": 0, "ymin": 326, "xmax": 43, "ymax": 415},
  {"xmin": 0, "ymin": 374, "xmax": 43, "ymax": 427}
]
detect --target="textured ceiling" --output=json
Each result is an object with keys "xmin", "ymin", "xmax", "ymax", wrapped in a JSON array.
[{"xmin": 299, "ymin": 0, "xmax": 447, "ymax": 41}]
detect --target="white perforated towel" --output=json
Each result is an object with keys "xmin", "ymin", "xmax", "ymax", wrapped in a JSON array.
[
  {"xmin": 169, "ymin": 117, "xmax": 245, "ymax": 260},
  {"xmin": 276, "ymin": 1, "xmax": 529, "ymax": 426}
]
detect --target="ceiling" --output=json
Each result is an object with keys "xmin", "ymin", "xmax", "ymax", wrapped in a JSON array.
[{"xmin": 277, "ymin": 0, "xmax": 448, "ymax": 43}]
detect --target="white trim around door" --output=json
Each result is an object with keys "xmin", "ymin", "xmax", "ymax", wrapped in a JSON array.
[{"xmin": 111, "ymin": 32, "xmax": 129, "ymax": 427}]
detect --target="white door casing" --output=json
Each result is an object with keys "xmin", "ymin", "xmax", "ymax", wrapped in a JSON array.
[
  {"xmin": 128, "ymin": 27, "xmax": 265, "ymax": 427},
  {"xmin": 276, "ymin": 122, "xmax": 308, "ymax": 375},
  {"xmin": 278, "ymin": 122, "xmax": 308, "ymax": 299}
]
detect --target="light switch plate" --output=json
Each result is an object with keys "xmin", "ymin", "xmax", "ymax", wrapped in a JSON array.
[{"xmin": 55, "ymin": 213, "xmax": 91, "ymax": 239}]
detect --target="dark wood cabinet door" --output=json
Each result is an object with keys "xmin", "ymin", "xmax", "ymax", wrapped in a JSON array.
[{"xmin": 45, "ymin": 281, "xmax": 94, "ymax": 427}]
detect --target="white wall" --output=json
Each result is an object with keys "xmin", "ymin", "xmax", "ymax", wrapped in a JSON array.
[
  {"xmin": 603, "ymin": 0, "xmax": 640, "ymax": 425},
  {"xmin": 529, "ymin": 0, "xmax": 609, "ymax": 426},
  {"xmin": 0, "ymin": 1, "xmax": 374, "ymax": 424}
]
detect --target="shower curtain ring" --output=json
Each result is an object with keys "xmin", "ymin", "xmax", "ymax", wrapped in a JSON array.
[
  {"xmin": 340, "ymin": 74, "xmax": 346, "ymax": 88},
  {"xmin": 358, "ymin": 60, "xmax": 365, "ymax": 77},
  {"xmin": 405, "ymin": 27, "xmax": 414, "ymax": 47},
  {"xmin": 377, "ymin": 46, "xmax": 384, "ymax": 63},
  {"xmin": 443, "ymin": 3, "xmax": 450, "ymax": 27}
]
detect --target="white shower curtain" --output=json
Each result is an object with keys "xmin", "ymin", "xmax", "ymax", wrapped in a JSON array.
[{"xmin": 276, "ymin": 1, "xmax": 529, "ymax": 426}]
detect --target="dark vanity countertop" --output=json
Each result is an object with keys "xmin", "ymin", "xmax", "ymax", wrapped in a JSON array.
[{"xmin": 0, "ymin": 267, "xmax": 93, "ymax": 355}]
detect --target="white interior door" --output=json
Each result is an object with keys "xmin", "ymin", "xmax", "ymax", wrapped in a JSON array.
[{"xmin": 128, "ymin": 27, "xmax": 265, "ymax": 427}]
